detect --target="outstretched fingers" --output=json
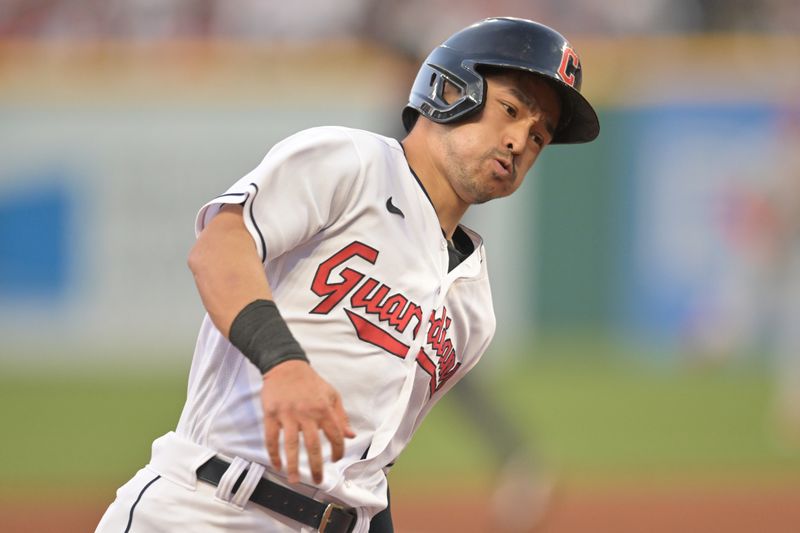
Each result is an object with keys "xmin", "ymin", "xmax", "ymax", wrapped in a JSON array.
[
  {"xmin": 319, "ymin": 417, "xmax": 345, "ymax": 463},
  {"xmin": 260, "ymin": 365, "xmax": 356, "ymax": 485},
  {"xmin": 282, "ymin": 418, "xmax": 301, "ymax": 484},
  {"xmin": 333, "ymin": 393, "xmax": 357, "ymax": 440},
  {"xmin": 268, "ymin": 404, "xmax": 338, "ymax": 485},
  {"xmin": 321, "ymin": 394, "xmax": 355, "ymax": 462},
  {"xmin": 264, "ymin": 414, "xmax": 283, "ymax": 472},
  {"xmin": 302, "ymin": 420, "xmax": 324, "ymax": 484}
]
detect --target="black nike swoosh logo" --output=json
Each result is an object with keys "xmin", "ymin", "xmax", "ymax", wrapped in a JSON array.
[{"xmin": 386, "ymin": 197, "xmax": 405, "ymax": 218}]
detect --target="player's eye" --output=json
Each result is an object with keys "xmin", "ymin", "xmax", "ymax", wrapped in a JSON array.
[
  {"xmin": 501, "ymin": 102, "xmax": 517, "ymax": 118},
  {"xmin": 530, "ymin": 131, "xmax": 545, "ymax": 147}
]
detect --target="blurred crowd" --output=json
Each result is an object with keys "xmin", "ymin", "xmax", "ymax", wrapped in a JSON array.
[{"xmin": 0, "ymin": 0, "xmax": 798, "ymax": 56}]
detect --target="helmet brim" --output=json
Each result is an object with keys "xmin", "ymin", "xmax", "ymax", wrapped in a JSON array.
[{"xmin": 549, "ymin": 80, "xmax": 600, "ymax": 144}]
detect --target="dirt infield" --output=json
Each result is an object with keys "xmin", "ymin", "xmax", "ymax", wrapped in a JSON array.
[
  {"xmin": 394, "ymin": 484, "xmax": 800, "ymax": 533},
  {"xmin": 2, "ymin": 484, "xmax": 799, "ymax": 533}
]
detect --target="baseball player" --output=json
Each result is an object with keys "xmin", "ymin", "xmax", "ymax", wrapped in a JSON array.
[{"xmin": 96, "ymin": 17, "xmax": 599, "ymax": 533}]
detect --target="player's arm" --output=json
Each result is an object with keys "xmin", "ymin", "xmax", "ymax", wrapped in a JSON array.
[
  {"xmin": 188, "ymin": 204, "xmax": 355, "ymax": 484},
  {"xmin": 189, "ymin": 204, "xmax": 272, "ymax": 332}
]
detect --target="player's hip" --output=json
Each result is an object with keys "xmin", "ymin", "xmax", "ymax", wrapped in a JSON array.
[{"xmin": 95, "ymin": 465, "xmax": 313, "ymax": 532}]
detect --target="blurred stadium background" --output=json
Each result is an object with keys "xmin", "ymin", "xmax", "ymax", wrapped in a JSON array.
[{"xmin": 1, "ymin": 1, "xmax": 800, "ymax": 532}]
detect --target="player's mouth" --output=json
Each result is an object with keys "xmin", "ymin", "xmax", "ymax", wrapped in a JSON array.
[{"xmin": 493, "ymin": 157, "xmax": 514, "ymax": 179}]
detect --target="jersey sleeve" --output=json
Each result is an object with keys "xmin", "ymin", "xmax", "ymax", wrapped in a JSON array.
[{"xmin": 195, "ymin": 127, "xmax": 363, "ymax": 263}]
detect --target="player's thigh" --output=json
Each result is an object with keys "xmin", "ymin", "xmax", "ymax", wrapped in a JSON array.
[
  {"xmin": 96, "ymin": 467, "xmax": 306, "ymax": 532},
  {"xmin": 95, "ymin": 467, "xmax": 163, "ymax": 532}
]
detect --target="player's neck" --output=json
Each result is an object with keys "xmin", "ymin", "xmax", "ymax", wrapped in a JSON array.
[{"xmin": 401, "ymin": 135, "xmax": 468, "ymax": 240}]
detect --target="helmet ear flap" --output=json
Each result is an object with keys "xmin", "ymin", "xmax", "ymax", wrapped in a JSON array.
[
  {"xmin": 423, "ymin": 65, "xmax": 455, "ymax": 113},
  {"xmin": 401, "ymin": 106, "xmax": 420, "ymax": 132},
  {"xmin": 403, "ymin": 55, "xmax": 486, "ymax": 130}
]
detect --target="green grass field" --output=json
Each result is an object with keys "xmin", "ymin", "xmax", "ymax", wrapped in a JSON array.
[
  {"xmin": 2, "ymin": 339, "xmax": 799, "ymax": 496},
  {"xmin": 398, "ymin": 350, "xmax": 800, "ymax": 489}
]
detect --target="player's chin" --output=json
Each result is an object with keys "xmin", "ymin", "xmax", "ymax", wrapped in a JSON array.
[
  {"xmin": 484, "ymin": 176, "xmax": 517, "ymax": 200},
  {"xmin": 472, "ymin": 186, "xmax": 511, "ymax": 204},
  {"xmin": 464, "ymin": 174, "xmax": 515, "ymax": 204}
]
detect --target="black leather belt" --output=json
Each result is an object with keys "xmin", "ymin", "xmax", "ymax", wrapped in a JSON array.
[{"xmin": 196, "ymin": 456, "xmax": 355, "ymax": 533}]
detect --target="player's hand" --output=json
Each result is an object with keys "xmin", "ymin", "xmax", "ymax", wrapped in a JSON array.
[{"xmin": 261, "ymin": 360, "xmax": 356, "ymax": 485}]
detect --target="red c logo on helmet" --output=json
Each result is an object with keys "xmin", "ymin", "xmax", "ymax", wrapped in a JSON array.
[{"xmin": 558, "ymin": 46, "xmax": 580, "ymax": 87}]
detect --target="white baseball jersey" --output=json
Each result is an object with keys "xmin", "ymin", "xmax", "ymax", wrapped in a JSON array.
[{"xmin": 172, "ymin": 126, "xmax": 496, "ymax": 531}]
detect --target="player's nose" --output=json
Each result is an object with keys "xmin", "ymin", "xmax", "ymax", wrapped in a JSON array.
[{"xmin": 502, "ymin": 122, "xmax": 529, "ymax": 155}]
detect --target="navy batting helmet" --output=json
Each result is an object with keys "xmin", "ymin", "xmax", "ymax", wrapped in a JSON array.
[{"xmin": 402, "ymin": 17, "xmax": 600, "ymax": 144}]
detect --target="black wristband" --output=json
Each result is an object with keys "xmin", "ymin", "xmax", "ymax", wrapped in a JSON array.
[{"xmin": 228, "ymin": 299, "xmax": 309, "ymax": 375}]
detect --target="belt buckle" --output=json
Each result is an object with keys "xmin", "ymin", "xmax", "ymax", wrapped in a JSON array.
[{"xmin": 318, "ymin": 502, "xmax": 344, "ymax": 533}]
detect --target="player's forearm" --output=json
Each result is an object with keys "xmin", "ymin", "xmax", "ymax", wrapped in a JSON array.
[{"xmin": 188, "ymin": 205, "xmax": 273, "ymax": 338}]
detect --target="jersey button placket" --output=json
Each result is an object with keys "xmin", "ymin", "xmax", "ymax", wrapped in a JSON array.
[{"xmin": 439, "ymin": 238, "xmax": 449, "ymax": 277}]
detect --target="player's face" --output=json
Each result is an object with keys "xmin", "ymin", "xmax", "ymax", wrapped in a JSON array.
[{"xmin": 434, "ymin": 72, "xmax": 562, "ymax": 205}]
